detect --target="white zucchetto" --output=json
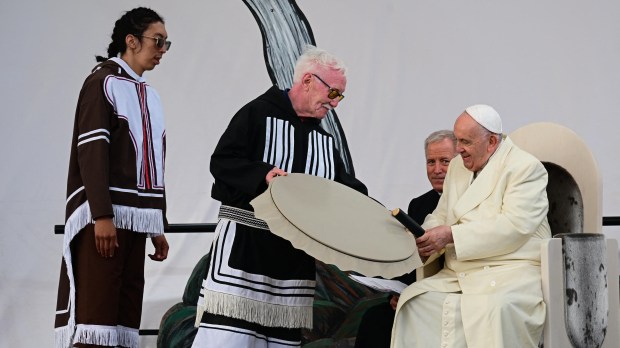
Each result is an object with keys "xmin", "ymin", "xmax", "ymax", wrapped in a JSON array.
[{"xmin": 465, "ymin": 104, "xmax": 503, "ymax": 134}]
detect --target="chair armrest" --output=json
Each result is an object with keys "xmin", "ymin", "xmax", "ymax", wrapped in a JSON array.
[{"xmin": 415, "ymin": 255, "xmax": 443, "ymax": 280}]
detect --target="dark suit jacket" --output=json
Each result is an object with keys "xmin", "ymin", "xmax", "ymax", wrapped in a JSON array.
[
  {"xmin": 407, "ymin": 189, "xmax": 441, "ymax": 225},
  {"xmin": 392, "ymin": 189, "xmax": 441, "ymax": 285}
]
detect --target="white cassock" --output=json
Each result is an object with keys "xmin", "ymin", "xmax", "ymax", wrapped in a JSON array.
[{"xmin": 391, "ymin": 137, "xmax": 551, "ymax": 348}]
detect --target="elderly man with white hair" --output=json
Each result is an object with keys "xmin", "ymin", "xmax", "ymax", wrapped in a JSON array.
[
  {"xmin": 191, "ymin": 45, "xmax": 367, "ymax": 348},
  {"xmin": 391, "ymin": 105, "xmax": 551, "ymax": 348}
]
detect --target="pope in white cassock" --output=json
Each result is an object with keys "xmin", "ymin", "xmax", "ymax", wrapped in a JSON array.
[{"xmin": 391, "ymin": 104, "xmax": 551, "ymax": 348}]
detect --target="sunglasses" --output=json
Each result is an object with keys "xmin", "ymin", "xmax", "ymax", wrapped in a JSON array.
[
  {"xmin": 135, "ymin": 35, "xmax": 172, "ymax": 51},
  {"xmin": 312, "ymin": 74, "xmax": 344, "ymax": 101}
]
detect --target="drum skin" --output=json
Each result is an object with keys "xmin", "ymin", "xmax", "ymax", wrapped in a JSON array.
[{"xmin": 252, "ymin": 173, "xmax": 422, "ymax": 278}]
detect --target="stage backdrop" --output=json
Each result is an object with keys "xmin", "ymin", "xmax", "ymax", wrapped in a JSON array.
[{"xmin": 1, "ymin": 0, "xmax": 619, "ymax": 346}]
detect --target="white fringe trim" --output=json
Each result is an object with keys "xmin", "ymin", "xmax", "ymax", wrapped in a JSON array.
[
  {"xmin": 56, "ymin": 202, "xmax": 163, "ymax": 348},
  {"xmin": 117, "ymin": 325, "xmax": 140, "ymax": 348},
  {"xmin": 71, "ymin": 324, "xmax": 138, "ymax": 348},
  {"xmin": 54, "ymin": 325, "xmax": 75, "ymax": 348},
  {"xmin": 195, "ymin": 303, "xmax": 206, "ymax": 328},
  {"xmin": 74, "ymin": 324, "xmax": 118, "ymax": 346},
  {"xmin": 64, "ymin": 202, "xmax": 164, "ymax": 250},
  {"xmin": 195, "ymin": 278, "xmax": 208, "ymax": 327},
  {"xmin": 196, "ymin": 289, "xmax": 313, "ymax": 329}
]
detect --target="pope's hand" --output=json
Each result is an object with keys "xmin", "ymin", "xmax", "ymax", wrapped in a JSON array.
[{"xmin": 416, "ymin": 225, "xmax": 453, "ymax": 257}]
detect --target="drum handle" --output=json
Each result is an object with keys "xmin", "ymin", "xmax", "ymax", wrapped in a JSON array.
[{"xmin": 391, "ymin": 208, "xmax": 425, "ymax": 238}]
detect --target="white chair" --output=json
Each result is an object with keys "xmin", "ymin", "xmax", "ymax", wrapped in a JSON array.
[{"xmin": 511, "ymin": 122, "xmax": 619, "ymax": 348}]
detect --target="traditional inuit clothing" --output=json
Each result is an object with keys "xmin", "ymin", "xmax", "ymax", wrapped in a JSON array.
[
  {"xmin": 192, "ymin": 86, "xmax": 367, "ymax": 347},
  {"xmin": 54, "ymin": 57, "xmax": 167, "ymax": 348},
  {"xmin": 391, "ymin": 137, "xmax": 551, "ymax": 348}
]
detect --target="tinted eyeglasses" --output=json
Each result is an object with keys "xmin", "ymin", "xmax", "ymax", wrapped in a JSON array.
[
  {"xmin": 136, "ymin": 35, "xmax": 171, "ymax": 51},
  {"xmin": 312, "ymin": 74, "xmax": 344, "ymax": 101}
]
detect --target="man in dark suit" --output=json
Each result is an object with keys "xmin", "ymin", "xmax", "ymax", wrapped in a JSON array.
[
  {"xmin": 407, "ymin": 129, "xmax": 459, "ymax": 223},
  {"xmin": 354, "ymin": 130, "xmax": 457, "ymax": 348}
]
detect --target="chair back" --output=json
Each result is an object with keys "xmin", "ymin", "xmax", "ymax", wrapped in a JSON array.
[{"xmin": 510, "ymin": 122, "xmax": 602, "ymax": 234}]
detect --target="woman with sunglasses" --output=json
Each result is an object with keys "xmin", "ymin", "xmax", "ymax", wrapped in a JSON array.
[{"xmin": 54, "ymin": 7, "xmax": 170, "ymax": 348}]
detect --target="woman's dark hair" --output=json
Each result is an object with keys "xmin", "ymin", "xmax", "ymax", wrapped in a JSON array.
[{"xmin": 95, "ymin": 7, "xmax": 164, "ymax": 62}]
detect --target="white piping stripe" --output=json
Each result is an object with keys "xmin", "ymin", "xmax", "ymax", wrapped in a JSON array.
[
  {"xmin": 77, "ymin": 135, "xmax": 109, "ymax": 147},
  {"xmin": 326, "ymin": 136, "xmax": 332, "ymax": 179},
  {"xmin": 263, "ymin": 117, "xmax": 295, "ymax": 172},
  {"xmin": 78, "ymin": 128, "xmax": 110, "ymax": 140},
  {"xmin": 282, "ymin": 121, "xmax": 291, "ymax": 172},
  {"xmin": 109, "ymin": 187, "xmax": 164, "ymax": 197},
  {"xmin": 269, "ymin": 118, "xmax": 277, "ymax": 164},
  {"xmin": 263, "ymin": 117, "xmax": 273, "ymax": 163},
  {"xmin": 66, "ymin": 186, "xmax": 164, "ymax": 204},
  {"xmin": 66, "ymin": 186, "xmax": 85, "ymax": 203},
  {"xmin": 316, "ymin": 133, "xmax": 325, "ymax": 177},
  {"xmin": 209, "ymin": 221, "xmax": 315, "ymax": 295},
  {"xmin": 275, "ymin": 119, "xmax": 284, "ymax": 169}
]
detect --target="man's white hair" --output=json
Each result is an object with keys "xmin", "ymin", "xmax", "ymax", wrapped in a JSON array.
[{"xmin": 292, "ymin": 45, "xmax": 347, "ymax": 83}]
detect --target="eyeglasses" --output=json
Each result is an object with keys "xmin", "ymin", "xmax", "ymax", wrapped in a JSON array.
[
  {"xmin": 135, "ymin": 35, "xmax": 171, "ymax": 51},
  {"xmin": 312, "ymin": 74, "xmax": 344, "ymax": 101}
]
